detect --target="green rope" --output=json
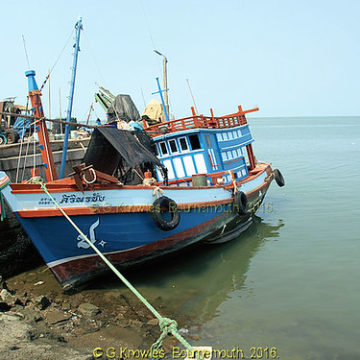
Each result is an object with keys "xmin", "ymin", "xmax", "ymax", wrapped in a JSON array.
[
  {"xmin": 0, "ymin": 192, "xmax": 6, "ymax": 222},
  {"xmin": 41, "ymin": 183, "xmax": 201, "ymax": 358}
]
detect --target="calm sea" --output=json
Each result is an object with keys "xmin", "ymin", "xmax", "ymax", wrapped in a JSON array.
[{"xmin": 126, "ymin": 116, "xmax": 360, "ymax": 359}]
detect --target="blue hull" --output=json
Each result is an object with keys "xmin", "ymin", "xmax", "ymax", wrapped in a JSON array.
[{"xmin": 15, "ymin": 204, "xmax": 249, "ymax": 287}]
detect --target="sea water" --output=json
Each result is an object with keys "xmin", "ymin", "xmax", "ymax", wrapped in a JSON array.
[{"xmin": 128, "ymin": 116, "xmax": 360, "ymax": 359}]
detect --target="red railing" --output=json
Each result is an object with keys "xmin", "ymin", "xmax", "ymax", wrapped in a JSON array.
[{"xmin": 144, "ymin": 105, "xmax": 259, "ymax": 137}]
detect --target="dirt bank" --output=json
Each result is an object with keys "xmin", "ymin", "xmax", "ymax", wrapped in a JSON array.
[{"xmin": 0, "ymin": 265, "xmax": 199, "ymax": 360}]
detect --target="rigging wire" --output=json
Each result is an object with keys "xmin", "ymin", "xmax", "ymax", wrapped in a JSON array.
[
  {"xmin": 140, "ymin": 87, "xmax": 147, "ymax": 109},
  {"xmin": 138, "ymin": 0, "xmax": 157, "ymax": 51},
  {"xmin": 186, "ymin": 79, "xmax": 199, "ymax": 115},
  {"xmin": 22, "ymin": 34, "xmax": 31, "ymax": 69},
  {"xmin": 21, "ymin": 97, "xmax": 31, "ymax": 182},
  {"xmin": 82, "ymin": 31, "xmax": 107, "ymax": 87},
  {"xmin": 15, "ymin": 97, "xmax": 30, "ymax": 183},
  {"xmin": 39, "ymin": 27, "xmax": 75, "ymax": 91},
  {"xmin": 138, "ymin": 0, "xmax": 163, "ymax": 77}
]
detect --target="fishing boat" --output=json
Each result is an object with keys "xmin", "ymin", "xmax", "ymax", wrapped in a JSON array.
[{"xmin": 0, "ymin": 70, "xmax": 285, "ymax": 289}]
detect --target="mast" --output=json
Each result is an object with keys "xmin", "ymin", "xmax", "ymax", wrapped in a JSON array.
[
  {"xmin": 25, "ymin": 70, "xmax": 57, "ymax": 182},
  {"xmin": 163, "ymin": 56, "xmax": 169, "ymax": 117},
  {"xmin": 153, "ymin": 50, "xmax": 169, "ymax": 119},
  {"xmin": 59, "ymin": 17, "xmax": 83, "ymax": 179}
]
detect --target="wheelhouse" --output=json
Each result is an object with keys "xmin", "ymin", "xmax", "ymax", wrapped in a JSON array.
[{"xmin": 143, "ymin": 106, "xmax": 258, "ymax": 186}]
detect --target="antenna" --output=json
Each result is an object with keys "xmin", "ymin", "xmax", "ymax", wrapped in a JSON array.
[
  {"xmin": 186, "ymin": 79, "xmax": 199, "ymax": 115},
  {"xmin": 22, "ymin": 34, "xmax": 31, "ymax": 69},
  {"xmin": 140, "ymin": 87, "xmax": 146, "ymax": 108}
]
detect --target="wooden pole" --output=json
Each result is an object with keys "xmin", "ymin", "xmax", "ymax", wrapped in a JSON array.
[
  {"xmin": 59, "ymin": 88, "xmax": 62, "ymax": 134},
  {"xmin": 86, "ymin": 103, "xmax": 93, "ymax": 126}
]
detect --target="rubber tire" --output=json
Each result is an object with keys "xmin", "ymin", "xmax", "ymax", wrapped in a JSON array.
[
  {"xmin": 234, "ymin": 191, "xmax": 247, "ymax": 216},
  {"xmin": 152, "ymin": 196, "xmax": 180, "ymax": 231},
  {"xmin": 5, "ymin": 129, "xmax": 19, "ymax": 144},
  {"xmin": 274, "ymin": 169, "xmax": 285, "ymax": 187},
  {"xmin": 0, "ymin": 134, "xmax": 7, "ymax": 145}
]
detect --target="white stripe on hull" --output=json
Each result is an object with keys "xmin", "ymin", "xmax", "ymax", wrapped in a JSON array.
[{"xmin": 2, "ymin": 172, "xmax": 267, "ymax": 213}]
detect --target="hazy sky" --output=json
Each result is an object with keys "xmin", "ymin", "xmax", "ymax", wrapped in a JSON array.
[{"xmin": 1, "ymin": 0, "xmax": 359, "ymax": 122}]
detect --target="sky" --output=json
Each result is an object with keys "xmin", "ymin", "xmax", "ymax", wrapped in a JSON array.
[{"xmin": 1, "ymin": 0, "xmax": 359, "ymax": 123}]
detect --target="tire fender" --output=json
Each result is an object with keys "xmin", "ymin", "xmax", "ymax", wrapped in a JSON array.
[
  {"xmin": 274, "ymin": 169, "xmax": 285, "ymax": 187},
  {"xmin": 152, "ymin": 196, "xmax": 180, "ymax": 231},
  {"xmin": 233, "ymin": 191, "xmax": 247, "ymax": 216}
]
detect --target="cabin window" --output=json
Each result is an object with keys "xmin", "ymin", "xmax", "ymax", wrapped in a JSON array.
[
  {"xmin": 189, "ymin": 134, "xmax": 201, "ymax": 150},
  {"xmin": 216, "ymin": 133, "xmax": 222, "ymax": 142},
  {"xmin": 237, "ymin": 129, "xmax": 241, "ymax": 137},
  {"xmin": 223, "ymin": 132, "xmax": 228, "ymax": 140},
  {"xmin": 169, "ymin": 139, "xmax": 178, "ymax": 154},
  {"xmin": 222, "ymin": 152, "xmax": 228, "ymax": 161},
  {"xmin": 159, "ymin": 142, "xmax": 168, "ymax": 156},
  {"xmin": 228, "ymin": 132, "xmax": 233, "ymax": 140},
  {"xmin": 153, "ymin": 144, "xmax": 159, "ymax": 156},
  {"xmin": 237, "ymin": 148, "xmax": 242, "ymax": 157},
  {"xmin": 232, "ymin": 150, "xmax": 237, "ymax": 158},
  {"xmin": 205, "ymin": 135, "xmax": 211, "ymax": 147},
  {"xmin": 179, "ymin": 137, "xmax": 189, "ymax": 151}
]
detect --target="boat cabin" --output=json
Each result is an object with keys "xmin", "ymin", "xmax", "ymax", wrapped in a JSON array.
[{"xmin": 144, "ymin": 106, "xmax": 258, "ymax": 186}]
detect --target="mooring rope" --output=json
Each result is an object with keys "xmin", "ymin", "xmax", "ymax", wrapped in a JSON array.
[{"xmin": 40, "ymin": 183, "xmax": 201, "ymax": 358}]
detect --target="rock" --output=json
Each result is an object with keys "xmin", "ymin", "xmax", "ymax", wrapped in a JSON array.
[
  {"xmin": 0, "ymin": 289, "xmax": 16, "ymax": 305},
  {"xmin": 45, "ymin": 309, "xmax": 71, "ymax": 325},
  {"xmin": 26, "ymin": 329, "xmax": 39, "ymax": 341},
  {"xmin": 22, "ymin": 308, "xmax": 43, "ymax": 323},
  {"xmin": 78, "ymin": 303, "xmax": 100, "ymax": 317},
  {"xmin": 33, "ymin": 281, "xmax": 44, "ymax": 286},
  {"xmin": 0, "ymin": 313, "xmax": 21, "ymax": 322},
  {"xmin": 6, "ymin": 311, "xmax": 24, "ymax": 319},
  {"xmin": 61, "ymin": 301, "xmax": 71, "ymax": 311},
  {"xmin": 129, "ymin": 319, "xmax": 142, "ymax": 327},
  {"xmin": 0, "ymin": 302, "xmax": 12, "ymax": 312},
  {"xmin": 11, "ymin": 304, "xmax": 24, "ymax": 312},
  {"xmin": 115, "ymin": 313, "xmax": 124, "ymax": 320},
  {"xmin": 34, "ymin": 315, "xmax": 44, "ymax": 323},
  {"xmin": 147, "ymin": 318, "xmax": 159, "ymax": 326},
  {"xmin": 57, "ymin": 336, "xmax": 67, "ymax": 343},
  {"xmin": 34, "ymin": 295, "xmax": 51, "ymax": 310},
  {"xmin": 1, "ymin": 281, "xmax": 9, "ymax": 290}
]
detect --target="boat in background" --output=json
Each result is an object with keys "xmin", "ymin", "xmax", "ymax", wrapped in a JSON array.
[{"xmin": 0, "ymin": 69, "xmax": 285, "ymax": 289}]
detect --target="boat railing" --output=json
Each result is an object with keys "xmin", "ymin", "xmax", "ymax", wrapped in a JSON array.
[{"xmin": 144, "ymin": 105, "xmax": 259, "ymax": 137}]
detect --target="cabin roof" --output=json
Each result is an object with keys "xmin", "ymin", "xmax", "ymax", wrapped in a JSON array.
[{"xmin": 144, "ymin": 106, "xmax": 258, "ymax": 138}]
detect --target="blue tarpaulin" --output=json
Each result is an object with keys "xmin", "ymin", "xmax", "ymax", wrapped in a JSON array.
[{"xmin": 12, "ymin": 117, "xmax": 32, "ymax": 139}]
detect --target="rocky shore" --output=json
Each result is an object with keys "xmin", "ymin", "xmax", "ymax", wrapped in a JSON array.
[
  {"xmin": 0, "ymin": 214, "xmax": 43, "ymax": 279},
  {"xmin": 0, "ymin": 266, "xmax": 199, "ymax": 360}
]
